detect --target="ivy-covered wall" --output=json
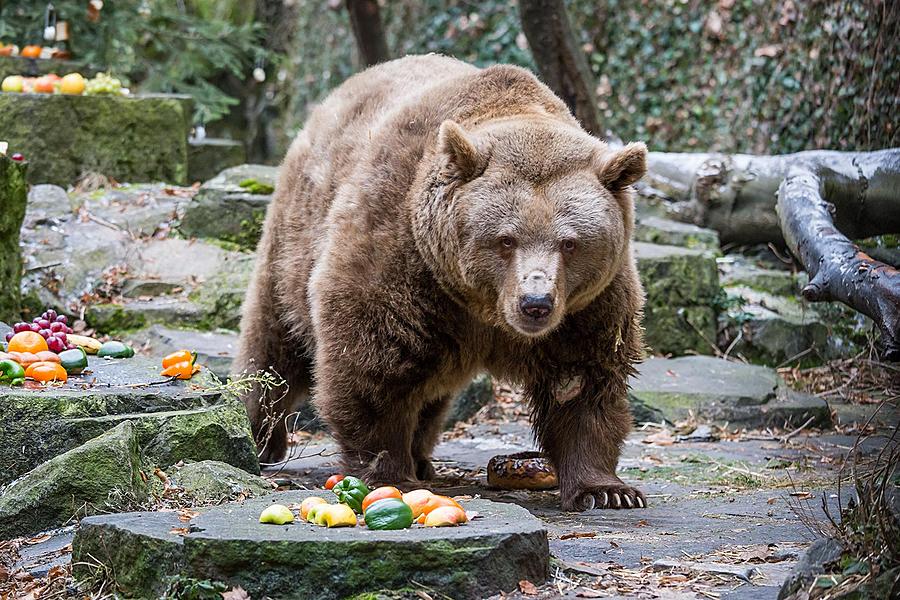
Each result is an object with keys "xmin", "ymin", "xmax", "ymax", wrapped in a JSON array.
[{"xmin": 278, "ymin": 0, "xmax": 897, "ymax": 156}]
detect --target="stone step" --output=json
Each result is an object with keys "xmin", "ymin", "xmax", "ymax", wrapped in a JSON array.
[
  {"xmin": 188, "ymin": 138, "xmax": 246, "ymax": 184},
  {"xmin": 628, "ymin": 356, "xmax": 831, "ymax": 429},
  {"xmin": 634, "ymin": 215, "xmax": 720, "ymax": 251},
  {"xmin": 634, "ymin": 242, "xmax": 720, "ymax": 355},
  {"xmin": 179, "ymin": 164, "xmax": 278, "ymax": 250},
  {"xmin": 72, "ymin": 490, "xmax": 549, "ymax": 600}
]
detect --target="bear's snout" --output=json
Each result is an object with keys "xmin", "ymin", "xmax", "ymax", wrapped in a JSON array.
[{"xmin": 519, "ymin": 293, "xmax": 554, "ymax": 320}]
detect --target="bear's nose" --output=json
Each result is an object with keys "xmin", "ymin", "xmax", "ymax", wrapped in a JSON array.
[{"xmin": 519, "ymin": 293, "xmax": 554, "ymax": 319}]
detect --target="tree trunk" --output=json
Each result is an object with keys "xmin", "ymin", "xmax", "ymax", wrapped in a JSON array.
[
  {"xmin": 776, "ymin": 155, "xmax": 900, "ymax": 360},
  {"xmin": 519, "ymin": 0, "xmax": 602, "ymax": 136},
  {"xmin": 645, "ymin": 149, "xmax": 900, "ymax": 246},
  {"xmin": 345, "ymin": 0, "xmax": 389, "ymax": 68}
]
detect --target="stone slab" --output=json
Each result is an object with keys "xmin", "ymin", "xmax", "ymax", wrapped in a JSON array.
[
  {"xmin": 73, "ymin": 490, "xmax": 549, "ymax": 600},
  {"xmin": 0, "ymin": 356, "xmax": 259, "ymax": 484},
  {"xmin": 0, "ymin": 93, "xmax": 192, "ymax": 185},
  {"xmin": 634, "ymin": 215, "xmax": 720, "ymax": 250}
]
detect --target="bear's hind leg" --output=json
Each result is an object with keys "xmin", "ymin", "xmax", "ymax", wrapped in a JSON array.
[{"xmin": 411, "ymin": 395, "xmax": 452, "ymax": 480}]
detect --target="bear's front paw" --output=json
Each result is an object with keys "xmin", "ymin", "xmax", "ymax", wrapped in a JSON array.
[{"xmin": 563, "ymin": 481, "xmax": 647, "ymax": 511}]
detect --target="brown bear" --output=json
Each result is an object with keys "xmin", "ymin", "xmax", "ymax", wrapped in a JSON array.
[{"xmin": 235, "ymin": 54, "xmax": 647, "ymax": 511}]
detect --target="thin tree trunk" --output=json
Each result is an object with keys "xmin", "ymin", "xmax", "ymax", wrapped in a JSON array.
[
  {"xmin": 519, "ymin": 0, "xmax": 602, "ymax": 136},
  {"xmin": 645, "ymin": 149, "xmax": 900, "ymax": 245},
  {"xmin": 776, "ymin": 157, "xmax": 900, "ymax": 360},
  {"xmin": 345, "ymin": 0, "xmax": 389, "ymax": 68}
]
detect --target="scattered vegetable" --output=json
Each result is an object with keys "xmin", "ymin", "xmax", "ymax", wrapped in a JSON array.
[
  {"xmin": 97, "ymin": 341, "xmax": 134, "ymax": 358},
  {"xmin": 364, "ymin": 498, "xmax": 414, "ymax": 530},
  {"xmin": 25, "ymin": 361, "xmax": 68, "ymax": 383},
  {"xmin": 160, "ymin": 360, "xmax": 200, "ymax": 380},
  {"xmin": 258, "ymin": 504, "xmax": 294, "ymax": 525},
  {"xmin": 423, "ymin": 506, "xmax": 468, "ymax": 527},
  {"xmin": 162, "ymin": 350, "xmax": 196, "ymax": 369},
  {"xmin": 0, "ymin": 359, "xmax": 25, "ymax": 386},
  {"xmin": 58, "ymin": 347, "xmax": 88, "ymax": 374},
  {"xmin": 306, "ymin": 503, "xmax": 329, "ymax": 524},
  {"xmin": 324, "ymin": 474, "xmax": 344, "ymax": 490},
  {"xmin": 300, "ymin": 497, "xmax": 328, "ymax": 520},
  {"xmin": 330, "ymin": 476, "xmax": 370, "ymax": 514},
  {"xmin": 362, "ymin": 486, "xmax": 402, "ymax": 514},
  {"xmin": 316, "ymin": 504, "xmax": 357, "ymax": 528},
  {"xmin": 7, "ymin": 331, "xmax": 49, "ymax": 354},
  {"xmin": 401, "ymin": 489, "xmax": 434, "ymax": 518}
]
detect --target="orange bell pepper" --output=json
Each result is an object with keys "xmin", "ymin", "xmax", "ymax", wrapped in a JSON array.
[
  {"xmin": 7, "ymin": 331, "xmax": 49, "ymax": 354},
  {"xmin": 162, "ymin": 350, "xmax": 196, "ymax": 369},
  {"xmin": 160, "ymin": 360, "xmax": 201, "ymax": 380},
  {"xmin": 25, "ymin": 361, "xmax": 68, "ymax": 383}
]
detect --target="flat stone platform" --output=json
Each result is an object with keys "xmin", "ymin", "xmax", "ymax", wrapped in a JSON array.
[{"xmin": 72, "ymin": 490, "xmax": 549, "ymax": 599}]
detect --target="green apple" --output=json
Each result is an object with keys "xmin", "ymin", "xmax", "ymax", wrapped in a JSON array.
[
  {"xmin": 258, "ymin": 503, "xmax": 295, "ymax": 525},
  {"xmin": 1, "ymin": 76, "xmax": 23, "ymax": 93}
]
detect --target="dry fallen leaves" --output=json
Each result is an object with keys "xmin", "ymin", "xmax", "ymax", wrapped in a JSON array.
[
  {"xmin": 221, "ymin": 586, "xmax": 251, "ymax": 600},
  {"xmin": 519, "ymin": 579, "xmax": 539, "ymax": 595},
  {"xmin": 560, "ymin": 531, "xmax": 597, "ymax": 540}
]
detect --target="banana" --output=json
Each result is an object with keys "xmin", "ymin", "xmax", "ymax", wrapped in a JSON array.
[{"xmin": 67, "ymin": 334, "xmax": 103, "ymax": 354}]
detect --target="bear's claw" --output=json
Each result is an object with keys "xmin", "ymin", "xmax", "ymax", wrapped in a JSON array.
[{"xmin": 568, "ymin": 484, "xmax": 647, "ymax": 511}]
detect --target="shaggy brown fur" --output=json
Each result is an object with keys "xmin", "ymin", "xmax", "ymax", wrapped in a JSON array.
[{"xmin": 235, "ymin": 55, "xmax": 648, "ymax": 510}]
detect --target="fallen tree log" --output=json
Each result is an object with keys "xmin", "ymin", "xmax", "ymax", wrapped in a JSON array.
[
  {"xmin": 776, "ymin": 157, "xmax": 900, "ymax": 360},
  {"xmin": 645, "ymin": 149, "xmax": 900, "ymax": 246},
  {"xmin": 645, "ymin": 148, "xmax": 900, "ymax": 359}
]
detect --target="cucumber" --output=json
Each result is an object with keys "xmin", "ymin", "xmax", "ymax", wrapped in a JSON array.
[
  {"xmin": 58, "ymin": 347, "xmax": 88, "ymax": 374},
  {"xmin": 97, "ymin": 340, "xmax": 134, "ymax": 358}
]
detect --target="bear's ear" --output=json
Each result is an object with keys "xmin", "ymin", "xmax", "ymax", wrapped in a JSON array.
[
  {"xmin": 596, "ymin": 142, "xmax": 647, "ymax": 191},
  {"xmin": 438, "ymin": 120, "xmax": 483, "ymax": 181}
]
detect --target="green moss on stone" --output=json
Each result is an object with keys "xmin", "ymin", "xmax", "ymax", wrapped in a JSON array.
[
  {"xmin": 238, "ymin": 178, "xmax": 275, "ymax": 195},
  {"xmin": 85, "ymin": 303, "xmax": 148, "ymax": 334},
  {"xmin": 0, "ymin": 93, "xmax": 191, "ymax": 186},
  {"xmin": 0, "ymin": 154, "xmax": 28, "ymax": 321},
  {"xmin": 0, "ymin": 421, "xmax": 146, "ymax": 538}
]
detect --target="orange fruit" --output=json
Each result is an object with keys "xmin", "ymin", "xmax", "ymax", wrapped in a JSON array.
[
  {"xmin": 419, "ymin": 494, "xmax": 462, "ymax": 516},
  {"xmin": 401, "ymin": 489, "xmax": 434, "ymax": 518},
  {"xmin": 8, "ymin": 331, "xmax": 49, "ymax": 354},
  {"xmin": 21, "ymin": 45, "xmax": 42, "ymax": 58},
  {"xmin": 423, "ymin": 506, "xmax": 468, "ymax": 527},
  {"xmin": 361, "ymin": 486, "xmax": 402, "ymax": 513}
]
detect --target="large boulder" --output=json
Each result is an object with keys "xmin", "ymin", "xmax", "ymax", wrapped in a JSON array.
[
  {"xmin": 0, "ymin": 357, "xmax": 259, "ymax": 484},
  {"xmin": 179, "ymin": 164, "xmax": 278, "ymax": 250},
  {"xmin": 152, "ymin": 460, "xmax": 273, "ymax": 503},
  {"xmin": 0, "ymin": 93, "xmax": 192, "ymax": 185},
  {"xmin": 635, "ymin": 242, "xmax": 721, "ymax": 355},
  {"xmin": 0, "ymin": 153, "xmax": 28, "ymax": 320},
  {"xmin": 73, "ymin": 490, "xmax": 549, "ymax": 600},
  {"xmin": 0, "ymin": 421, "xmax": 146, "ymax": 539}
]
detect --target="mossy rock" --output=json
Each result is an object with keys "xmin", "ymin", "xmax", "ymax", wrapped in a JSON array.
[
  {"xmin": 179, "ymin": 164, "xmax": 278, "ymax": 251},
  {"xmin": 0, "ymin": 421, "xmax": 146, "ymax": 538},
  {"xmin": 634, "ymin": 216, "xmax": 720, "ymax": 251},
  {"xmin": 642, "ymin": 304, "xmax": 717, "ymax": 356},
  {"xmin": 0, "ymin": 154, "xmax": 28, "ymax": 321},
  {"xmin": 150, "ymin": 461, "xmax": 273, "ymax": 503},
  {"xmin": 188, "ymin": 138, "xmax": 246, "ymax": 184},
  {"xmin": 0, "ymin": 93, "xmax": 192, "ymax": 186},
  {"xmin": 0, "ymin": 357, "xmax": 258, "ymax": 484},
  {"xmin": 73, "ymin": 490, "xmax": 549, "ymax": 600},
  {"xmin": 635, "ymin": 242, "xmax": 720, "ymax": 308}
]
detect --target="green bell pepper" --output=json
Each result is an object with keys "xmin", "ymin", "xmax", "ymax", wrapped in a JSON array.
[
  {"xmin": 364, "ymin": 498, "xmax": 414, "ymax": 530},
  {"xmin": 0, "ymin": 359, "xmax": 25, "ymax": 385},
  {"xmin": 59, "ymin": 347, "xmax": 88, "ymax": 374},
  {"xmin": 331, "ymin": 476, "xmax": 370, "ymax": 514},
  {"xmin": 97, "ymin": 341, "xmax": 134, "ymax": 358}
]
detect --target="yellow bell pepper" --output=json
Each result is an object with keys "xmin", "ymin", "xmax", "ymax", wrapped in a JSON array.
[{"xmin": 317, "ymin": 504, "xmax": 357, "ymax": 528}]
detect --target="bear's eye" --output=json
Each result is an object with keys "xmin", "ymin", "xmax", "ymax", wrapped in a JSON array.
[
  {"xmin": 561, "ymin": 239, "xmax": 577, "ymax": 253},
  {"xmin": 498, "ymin": 236, "xmax": 516, "ymax": 249}
]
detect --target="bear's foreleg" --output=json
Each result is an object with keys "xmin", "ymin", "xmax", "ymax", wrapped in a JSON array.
[
  {"xmin": 530, "ymin": 374, "xmax": 646, "ymax": 510},
  {"xmin": 410, "ymin": 395, "xmax": 453, "ymax": 480}
]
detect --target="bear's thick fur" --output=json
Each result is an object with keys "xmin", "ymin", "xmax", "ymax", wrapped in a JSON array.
[{"xmin": 236, "ymin": 55, "xmax": 648, "ymax": 510}]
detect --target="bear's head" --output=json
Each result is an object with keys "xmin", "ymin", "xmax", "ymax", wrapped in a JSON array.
[{"xmin": 416, "ymin": 117, "xmax": 647, "ymax": 339}]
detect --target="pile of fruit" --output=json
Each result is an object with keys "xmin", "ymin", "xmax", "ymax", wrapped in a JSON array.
[
  {"xmin": 1, "ymin": 72, "xmax": 126, "ymax": 96},
  {"xmin": 0, "ymin": 44, "xmax": 62, "ymax": 59},
  {"xmin": 1, "ymin": 308, "xmax": 134, "ymax": 385},
  {"xmin": 259, "ymin": 474, "xmax": 471, "ymax": 530}
]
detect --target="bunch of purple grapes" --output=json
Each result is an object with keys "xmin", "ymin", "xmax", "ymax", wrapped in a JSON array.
[{"xmin": 6, "ymin": 309, "xmax": 76, "ymax": 353}]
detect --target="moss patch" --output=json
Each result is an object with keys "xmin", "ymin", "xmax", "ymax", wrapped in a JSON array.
[{"xmin": 0, "ymin": 154, "xmax": 28, "ymax": 321}]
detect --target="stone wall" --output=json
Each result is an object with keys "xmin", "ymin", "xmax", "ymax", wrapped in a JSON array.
[
  {"xmin": 0, "ymin": 154, "xmax": 28, "ymax": 321},
  {"xmin": 0, "ymin": 93, "xmax": 192, "ymax": 185}
]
